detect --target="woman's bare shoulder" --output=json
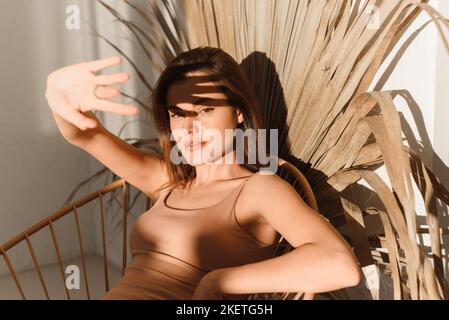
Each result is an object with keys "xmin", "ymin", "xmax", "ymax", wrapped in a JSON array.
[
  {"xmin": 234, "ymin": 171, "xmax": 289, "ymax": 245},
  {"xmin": 241, "ymin": 170, "xmax": 302, "ymax": 213},
  {"xmin": 237, "ymin": 171, "xmax": 283, "ymax": 212},
  {"xmin": 245, "ymin": 170, "xmax": 290, "ymax": 193}
]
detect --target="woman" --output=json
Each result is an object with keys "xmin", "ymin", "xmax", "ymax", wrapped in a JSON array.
[{"xmin": 45, "ymin": 46, "xmax": 361, "ymax": 300}]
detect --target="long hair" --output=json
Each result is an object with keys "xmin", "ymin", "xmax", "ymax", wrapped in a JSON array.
[{"xmin": 151, "ymin": 46, "xmax": 269, "ymax": 191}]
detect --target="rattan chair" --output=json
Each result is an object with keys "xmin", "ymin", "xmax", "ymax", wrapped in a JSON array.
[{"xmin": 0, "ymin": 157, "xmax": 318, "ymax": 300}]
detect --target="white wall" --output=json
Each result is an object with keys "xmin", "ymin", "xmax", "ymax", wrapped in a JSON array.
[
  {"xmin": 0, "ymin": 0, "xmax": 97, "ymax": 277},
  {"xmin": 0, "ymin": 0, "xmax": 156, "ymax": 279}
]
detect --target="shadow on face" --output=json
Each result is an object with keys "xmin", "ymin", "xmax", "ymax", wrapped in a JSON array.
[{"xmin": 166, "ymin": 70, "xmax": 244, "ymax": 166}]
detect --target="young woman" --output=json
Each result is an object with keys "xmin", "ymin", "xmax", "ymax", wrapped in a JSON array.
[{"xmin": 45, "ymin": 46, "xmax": 361, "ymax": 300}]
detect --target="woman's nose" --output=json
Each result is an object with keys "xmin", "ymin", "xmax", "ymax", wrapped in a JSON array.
[{"xmin": 183, "ymin": 115, "xmax": 202, "ymax": 134}]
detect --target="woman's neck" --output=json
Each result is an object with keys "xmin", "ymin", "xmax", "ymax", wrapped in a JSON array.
[{"xmin": 189, "ymin": 151, "xmax": 251, "ymax": 188}]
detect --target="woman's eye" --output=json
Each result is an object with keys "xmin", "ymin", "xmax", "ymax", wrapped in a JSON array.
[
  {"xmin": 169, "ymin": 108, "xmax": 213, "ymax": 118},
  {"xmin": 199, "ymin": 107, "xmax": 214, "ymax": 114}
]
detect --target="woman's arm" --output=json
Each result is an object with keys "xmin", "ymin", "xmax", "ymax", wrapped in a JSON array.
[
  {"xmin": 54, "ymin": 111, "xmax": 169, "ymax": 201},
  {"xmin": 200, "ymin": 240, "xmax": 361, "ymax": 297},
  {"xmin": 46, "ymin": 56, "xmax": 170, "ymax": 202},
  {"xmin": 193, "ymin": 173, "xmax": 361, "ymax": 298}
]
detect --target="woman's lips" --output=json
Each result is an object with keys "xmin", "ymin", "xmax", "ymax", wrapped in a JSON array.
[{"xmin": 184, "ymin": 141, "xmax": 208, "ymax": 151}]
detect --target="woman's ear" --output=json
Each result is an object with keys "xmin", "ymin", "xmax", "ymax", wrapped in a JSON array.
[{"xmin": 236, "ymin": 108, "xmax": 244, "ymax": 124}]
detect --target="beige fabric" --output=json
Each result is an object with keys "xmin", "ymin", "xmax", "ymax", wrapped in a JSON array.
[{"xmin": 102, "ymin": 175, "xmax": 277, "ymax": 300}]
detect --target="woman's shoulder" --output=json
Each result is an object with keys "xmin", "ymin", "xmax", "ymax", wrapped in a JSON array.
[
  {"xmin": 245, "ymin": 169, "xmax": 289, "ymax": 191},
  {"xmin": 238, "ymin": 170, "xmax": 293, "ymax": 210},
  {"xmin": 234, "ymin": 170, "xmax": 291, "ymax": 245}
]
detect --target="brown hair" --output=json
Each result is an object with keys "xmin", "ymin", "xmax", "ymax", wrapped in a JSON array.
[{"xmin": 151, "ymin": 46, "xmax": 268, "ymax": 191}]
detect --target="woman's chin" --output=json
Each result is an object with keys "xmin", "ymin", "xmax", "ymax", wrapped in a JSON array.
[
  {"xmin": 181, "ymin": 152, "xmax": 222, "ymax": 166},
  {"xmin": 178, "ymin": 143, "xmax": 228, "ymax": 166}
]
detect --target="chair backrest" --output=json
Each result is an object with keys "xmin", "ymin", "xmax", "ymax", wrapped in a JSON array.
[
  {"xmin": 0, "ymin": 158, "xmax": 318, "ymax": 300},
  {"xmin": 0, "ymin": 179, "xmax": 129, "ymax": 300}
]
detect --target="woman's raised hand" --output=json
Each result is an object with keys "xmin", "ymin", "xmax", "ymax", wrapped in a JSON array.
[{"xmin": 45, "ymin": 56, "xmax": 139, "ymax": 131}]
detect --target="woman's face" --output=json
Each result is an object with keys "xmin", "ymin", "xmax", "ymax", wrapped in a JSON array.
[{"xmin": 166, "ymin": 70, "xmax": 244, "ymax": 166}]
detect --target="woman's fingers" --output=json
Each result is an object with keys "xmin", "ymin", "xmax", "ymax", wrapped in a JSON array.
[
  {"xmin": 87, "ymin": 56, "xmax": 122, "ymax": 73},
  {"xmin": 94, "ymin": 86, "xmax": 121, "ymax": 99},
  {"xmin": 94, "ymin": 72, "xmax": 130, "ymax": 86},
  {"xmin": 89, "ymin": 99, "xmax": 139, "ymax": 115},
  {"xmin": 88, "ymin": 85, "xmax": 138, "ymax": 115},
  {"xmin": 65, "ymin": 109, "xmax": 98, "ymax": 131}
]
